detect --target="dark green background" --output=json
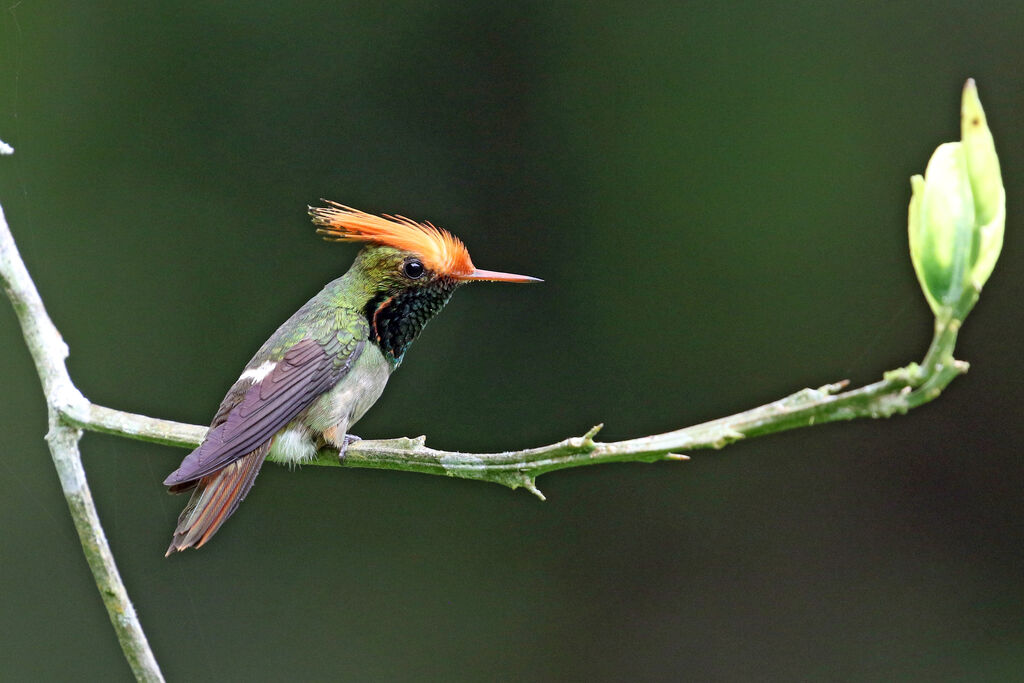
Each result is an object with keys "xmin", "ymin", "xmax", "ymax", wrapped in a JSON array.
[{"xmin": 2, "ymin": 2, "xmax": 1022, "ymax": 680}]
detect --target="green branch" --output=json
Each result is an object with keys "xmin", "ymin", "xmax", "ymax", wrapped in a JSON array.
[
  {"xmin": 54, "ymin": 296, "xmax": 970, "ymax": 501},
  {"xmin": 178, "ymin": 312, "xmax": 972, "ymax": 500}
]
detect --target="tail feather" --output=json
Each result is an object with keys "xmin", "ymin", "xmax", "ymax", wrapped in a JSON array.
[{"xmin": 165, "ymin": 445, "xmax": 269, "ymax": 556}]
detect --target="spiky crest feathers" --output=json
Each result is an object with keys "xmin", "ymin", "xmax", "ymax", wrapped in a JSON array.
[{"xmin": 309, "ymin": 201, "xmax": 475, "ymax": 277}]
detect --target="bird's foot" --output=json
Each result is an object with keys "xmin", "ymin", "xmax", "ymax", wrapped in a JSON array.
[{"xmin": 338, "ymin": 434, "xmax": 361, "ymax": 464}]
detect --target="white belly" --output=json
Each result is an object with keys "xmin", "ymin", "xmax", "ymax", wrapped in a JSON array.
[{"xmin": 268, "ymin": 344, "xmax": 392, "ymax": 465}]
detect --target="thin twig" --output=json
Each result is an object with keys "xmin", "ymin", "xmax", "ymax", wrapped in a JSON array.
[
  {"xmin": 57, "ymin": 306, "xmax": 967, "ymax": 500},
  {"xmin": 0, "ymin": 202, "xmax": 165, "ymax": 682}
]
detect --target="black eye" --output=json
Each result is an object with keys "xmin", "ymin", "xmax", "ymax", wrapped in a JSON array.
[{"xmin": 403, "ymin": 259, "xmax": 425, "ymax": 279}]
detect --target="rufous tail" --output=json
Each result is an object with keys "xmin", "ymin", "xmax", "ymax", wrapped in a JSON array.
[{"xmin": 165, "ymin": 446, "xmax": 268, "ymax": 556}]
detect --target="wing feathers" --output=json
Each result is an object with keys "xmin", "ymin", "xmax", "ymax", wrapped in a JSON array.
[
  {"xmin": 164, "ymin": 338, "xmax": 356, "ymax": 487},
  {"xmin": 164, "ymin": 333, "xmax": 366, "ymax": 553}
]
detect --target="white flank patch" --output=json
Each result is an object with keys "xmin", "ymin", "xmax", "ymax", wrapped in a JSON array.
[
  {"xmin": 270, "ymin": 426, "xmax": 317, "ymax": 466},
  {"xmin": 240, "ymin": 360, "xmax": 276, "ymax": 383}
]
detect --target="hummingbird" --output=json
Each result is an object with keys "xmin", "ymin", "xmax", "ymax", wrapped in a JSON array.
[{"xmin": 163, "ymin": 201, "xmax": 539, "ymax": 555}]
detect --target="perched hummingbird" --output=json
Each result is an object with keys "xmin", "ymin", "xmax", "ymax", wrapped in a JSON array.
[{"xmin": 163, "ymin": 201, "xmax": 539, "ymax": 554}]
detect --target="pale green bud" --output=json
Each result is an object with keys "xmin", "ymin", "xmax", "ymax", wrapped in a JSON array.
[
  {"xmin": 907, "ymin": 79, "xmax": 1005, "ymax": 319},
  {"xmin": 960, "ymin": 79, "xmax": 1005, "ymax": 291},
  {"xmin": 907, "ymin": 142, "xmax": 974, "ymax": 315}
]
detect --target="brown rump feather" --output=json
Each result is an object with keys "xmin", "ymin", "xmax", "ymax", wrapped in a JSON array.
[{"xmin": 165, "ymin": 444, "xmax": 269, "ymax": 556}]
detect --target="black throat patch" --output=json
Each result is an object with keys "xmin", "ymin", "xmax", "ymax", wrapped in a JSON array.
[{"xmin": 365, "ymin": 278, "xmax": 460, "ymax": 364}]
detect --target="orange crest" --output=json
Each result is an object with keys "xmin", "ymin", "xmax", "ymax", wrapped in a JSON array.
[{"xmin": 309, "ymin": 201, "xmax": 475, "ymax": 276}]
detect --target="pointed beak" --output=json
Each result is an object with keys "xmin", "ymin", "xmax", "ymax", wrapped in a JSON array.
[{"xmin": 459, "ymin": 268, "xmax": 543, "ymax": 283}]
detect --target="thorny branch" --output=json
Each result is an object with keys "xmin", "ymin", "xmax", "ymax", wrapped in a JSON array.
[{"xmin": 56, "ymin": 319, "xmax": 966, "ymax": 500}]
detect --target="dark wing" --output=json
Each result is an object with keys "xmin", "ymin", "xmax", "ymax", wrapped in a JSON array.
[{"xmin": 164, "ymin": 336, "xmax": 362, "ymax": 488}]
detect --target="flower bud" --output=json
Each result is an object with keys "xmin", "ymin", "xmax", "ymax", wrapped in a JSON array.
[
  {"xmin": 908, "ymin": 79, "xmax": 1005, "ymax": 319},
  {"xmin": 960, "ymin": 79, "xmax": 1005, "ymax": 292}
]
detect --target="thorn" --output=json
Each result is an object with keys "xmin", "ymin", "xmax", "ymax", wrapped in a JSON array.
[
  {"xmin": 665, "ymin": 453, "xmax": 690, "ymax": 461},
  {"xmin": 817, "ymin": 380, "xmax": 849, "ymax": 395},
  {"xmin": 582, "ymin": 423, "xmax": 604, "ymax": 441},
  {"xmin": 523, "ymin": 478, "xmax": 546, "ymax": 501}
]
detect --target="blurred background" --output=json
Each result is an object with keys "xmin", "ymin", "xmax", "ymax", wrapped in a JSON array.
[{"xmin": 1, "ymin": 2, "xmax": 1022, "ymax": 680}]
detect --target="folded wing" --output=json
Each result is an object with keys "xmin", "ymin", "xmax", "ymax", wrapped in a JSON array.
[{"xmin": 164, "ymin": 337, "xmax": 361, "ymax": 489}]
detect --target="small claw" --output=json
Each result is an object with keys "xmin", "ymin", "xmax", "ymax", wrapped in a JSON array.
[{"xmin": 338, "ymin": 434, "xmax": 362, "ymax": 463}]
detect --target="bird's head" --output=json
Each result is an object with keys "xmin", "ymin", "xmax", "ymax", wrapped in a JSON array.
[{"xmin": 308, "ymin": 200, "xmax": 539, "ymax": 363}]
